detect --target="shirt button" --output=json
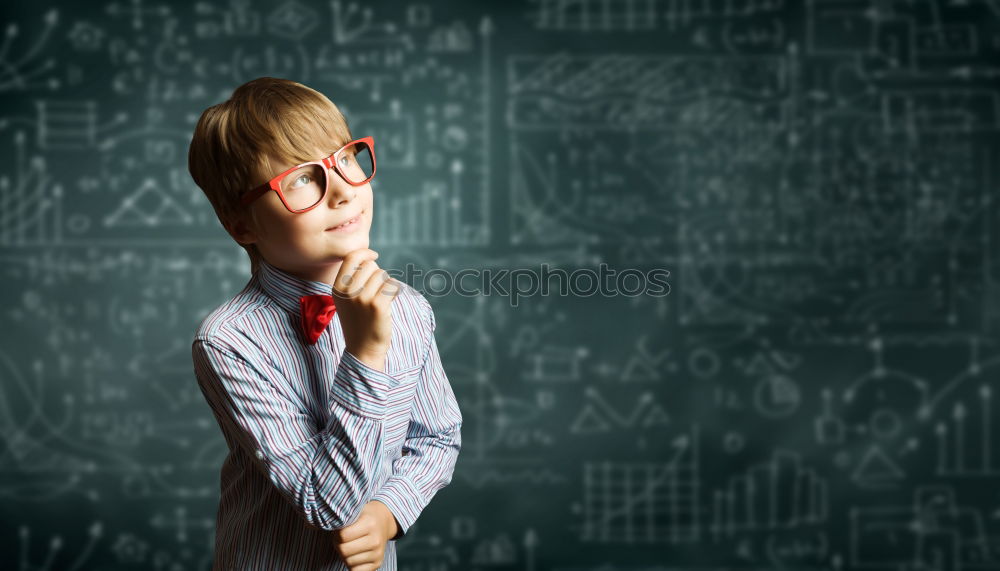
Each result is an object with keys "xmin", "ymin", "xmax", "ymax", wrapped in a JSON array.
[{"xmin": 255, "ymin": 449, "xmax": 265, "ymax": 460}]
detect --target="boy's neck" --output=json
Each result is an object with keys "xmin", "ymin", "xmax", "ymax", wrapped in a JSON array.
[{"xmin": 265, "ymin": 257, "xmax": 346, "ymax": 287}]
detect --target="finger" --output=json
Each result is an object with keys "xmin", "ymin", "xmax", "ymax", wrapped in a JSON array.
[
  {"xmin": 339, "ymin": 248, "xmax": 378, "ymax": 277},
  {"xmin": 337, "ymin": 259, "xmax": 376, "ymax": 297},
  {"xmin": 378, "ymin": 277, "xmax": 402, "ymax": 302},
  {"xmin": 338, "ymin": 533, "xmax": 377, "ymax": 557},
  {"xmin": 333, "ymin": 249, "xmax": 378, "ymax": 289},
  {"xmin": 335, "ymin": 257, "xmax": 375, "ymax": 293},
  {"xmin": 348, "ymin": 559, "xmax": 381, "ymax": 571},
  {"xmin": 359, "ymin": 269, "xmax": 394, "ymax": 305},
  {"xmin": 336, "ymin": 259, "xmax": 381, "ymax": 298},
  {"xmin": 343, "ymin": 545, "xmax": 379, "ymax": 566},
  {"xmin": 340, "ymin": 546, "xmax": 376, "ymax": 564},
  {"xmin": 334, "ymin": 533, "xmax": 360, "ymax": 557},
  {"xmin": 372, "ymin": 277, "xmax": 401, "ymax": 312},
  {"xmin": 334, "ymin": 520, "xmax": 368, "ymax": 543}
]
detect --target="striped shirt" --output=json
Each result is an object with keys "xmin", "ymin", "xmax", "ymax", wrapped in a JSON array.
[{"xmin": 191, "ymin": 258, "xmax": 463, "ymax": 570}]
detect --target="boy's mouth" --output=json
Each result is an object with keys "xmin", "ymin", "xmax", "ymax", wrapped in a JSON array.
[{"xmin": 325, "ymin": 209, "xmax": 364, "ymax": 232}]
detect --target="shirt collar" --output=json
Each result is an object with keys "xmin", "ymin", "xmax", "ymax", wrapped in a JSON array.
[{"xmin": 256, "ymin": 258, "xmax": 334, "ymax": 316}]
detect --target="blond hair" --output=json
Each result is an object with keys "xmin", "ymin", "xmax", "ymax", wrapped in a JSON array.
[{"xmin": 188, "ymin": 77, "xmax": 353, "ymax": 275}]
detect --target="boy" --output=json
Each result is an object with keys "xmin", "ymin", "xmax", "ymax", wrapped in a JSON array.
[{"xmin": 187, "ymin": 77, "xmax": 463, "ymax": 570}]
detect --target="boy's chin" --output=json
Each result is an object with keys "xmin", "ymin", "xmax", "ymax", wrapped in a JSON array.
[{"xmin": 328, "ymin": 234, "xmax": 370, "ymax": 252}]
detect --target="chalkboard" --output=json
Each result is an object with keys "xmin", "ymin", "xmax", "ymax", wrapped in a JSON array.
[{"xmin": 2, "ymin": 0, "xmax": 1000, "ymax": 569}]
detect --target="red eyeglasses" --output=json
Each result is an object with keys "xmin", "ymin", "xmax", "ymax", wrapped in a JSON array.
[{"xmin": 240, "ymin": 136, "xmax": 376, "ymax": 213}]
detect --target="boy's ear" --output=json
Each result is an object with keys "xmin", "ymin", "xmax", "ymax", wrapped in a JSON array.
[{"xmin": 225, "ymin": 213, "xmax": 258, "ymax": 245}]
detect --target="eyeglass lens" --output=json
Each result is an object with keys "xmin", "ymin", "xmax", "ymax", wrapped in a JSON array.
[{"xmin": 278, "ymin": 141, "xmax": 374, "ymax": 211}]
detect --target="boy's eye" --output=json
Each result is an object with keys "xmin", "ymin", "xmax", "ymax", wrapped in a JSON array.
[
  {"xmin": 338, "ymin": 155, "xmax": 351, "ymax": 168},
  {"xmin": 290, "ymin": 173, "xmax": 312, "ymax": 188}
]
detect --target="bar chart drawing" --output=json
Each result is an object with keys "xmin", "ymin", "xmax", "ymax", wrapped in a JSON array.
[
  {"xmin": 0, "ymin": 147, "xmax": 64, "ymax": 246},
  {"xmin": 578, "ymin": 426, "xmax": 700, "ymax": 543},
  {"xmin": 711, "ymin": 449, "xmax": 828, "ymax": 538},
  {"xmin": 373, "ymin": 172, "xmax": 486, "ymax": 246}
]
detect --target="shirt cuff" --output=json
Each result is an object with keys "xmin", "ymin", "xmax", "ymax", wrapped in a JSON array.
[
  {"xmin": 371, "ymin": 475, "xmax": 425, "ymax": 539},
  {"xmin": 330, "ymin": 350, "xmax": 400, "ymax": 419}
]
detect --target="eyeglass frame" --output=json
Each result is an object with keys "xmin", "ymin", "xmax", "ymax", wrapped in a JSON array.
[{"xmin": 239, "ymin": 135, "xmax": 376, "ymax": 214}]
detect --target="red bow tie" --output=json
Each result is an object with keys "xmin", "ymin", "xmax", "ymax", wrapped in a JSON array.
[{"xmin": 299, "ymin": 294, "xmax": 337, "ymax": 345}]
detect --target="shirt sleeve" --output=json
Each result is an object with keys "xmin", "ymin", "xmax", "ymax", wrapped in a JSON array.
[
  {"xmin": 192, "ymin": 336, "xmax": 402, "ymax": 531},
  {"xmin": 371, "ymin": 301, "xmax": 463, "ymax": 539}
]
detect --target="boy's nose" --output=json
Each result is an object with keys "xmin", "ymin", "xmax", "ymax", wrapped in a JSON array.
[{"xmin": 325, "ymin": 168, "xmax": 356, "ymax": 205}]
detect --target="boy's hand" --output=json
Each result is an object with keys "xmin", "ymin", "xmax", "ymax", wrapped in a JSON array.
[
  {"xmin": 332, "ymin": 248, "xmax": 401, "ymax": 372},
  {"xmin": 333, "ymin": 500, "xmax": 399, "ymax": 570}
]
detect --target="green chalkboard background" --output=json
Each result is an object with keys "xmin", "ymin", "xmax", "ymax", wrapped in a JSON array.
[{"xmin": 2, "ymin": 0, "xmax": 1000, "ymax": 569}]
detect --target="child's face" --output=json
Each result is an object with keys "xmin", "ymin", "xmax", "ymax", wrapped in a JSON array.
[{"xmin": 234, "ymin": 145, "xmax": 374, "ymax": 283}]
